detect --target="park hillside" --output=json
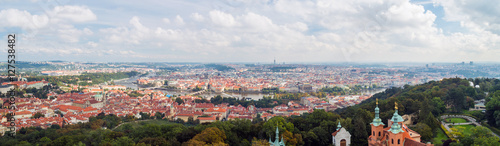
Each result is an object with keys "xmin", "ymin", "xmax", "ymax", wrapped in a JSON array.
[{"xmin": 1, "ymin": 78, "xmax": 500, "ymax": 146}]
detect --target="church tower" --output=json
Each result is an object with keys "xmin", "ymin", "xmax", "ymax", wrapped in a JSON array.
[
  {"xmin": 370, "ymin": 99, "xmax": 385, "ymax": 140},
  {"xmin": 332, "ymin": 121, "xmax": 351, "ymax": 146},
  {"xmin": 387, "ymin": 102, "xmax": 404, "ymax": 146},
  {"xmin": 269, "ymin": 126, "xmax": 285, "ymax": 146},
  {"xmin": 169, "ymin": 104, "xmax": 176, "ymax": 119},
  {"xmin": 388, "ymin": 122, "xmax": 404, "ymax": 146},
  {"xmin": 388, "ymin": 102, "xmax": 404, "ymax": 127},
  {"xmin": 368, "ymin": 101, "xmax": 434, "ymax": 146}
]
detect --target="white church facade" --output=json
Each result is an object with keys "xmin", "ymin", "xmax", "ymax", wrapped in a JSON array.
[{"xmin": 332, "ymin": 122, "xmax": 351, "ymax": 146}]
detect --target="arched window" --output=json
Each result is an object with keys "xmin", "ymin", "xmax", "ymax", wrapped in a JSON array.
[
  {"xmin": 392, "ymin": 139, "xmax": 394, "ymax": 144},
  {"xmin": 398, "ymin": 139, "xmax": 400, "ymax": 144},
  {"xmin": 378, "ymin": 132, "xmax": 381, "ymax": 136},
  {"xmin": 373, "ymin": 131, "xmax": 375, "ymax": 135}
]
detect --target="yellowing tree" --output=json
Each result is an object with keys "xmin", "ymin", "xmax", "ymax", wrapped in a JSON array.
[{"xmin": 184, "ymin": 127, "xmax": 228, "ymax": 146}]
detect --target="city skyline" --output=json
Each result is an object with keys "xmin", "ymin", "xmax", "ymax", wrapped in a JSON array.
[{"xmin": 1, "ymin": 0, "xmax": 500, "ymax": 63}]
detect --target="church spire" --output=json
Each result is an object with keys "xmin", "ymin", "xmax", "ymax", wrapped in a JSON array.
[
  {"xmin": 370, "ymin": 98, "xmax": 384, "ymax": 126},
  {"xmin": 275, "ymin": 125, "xmax": 279, "ymax": 144},
  {"xmin": 375, "ymin": 98, "xmax": 380, "ymax": 118},
  {"xmin": 270, "ymin": 125, "xmax": 285, "ymax": 146},
  {"xmin": 337, "ymin": 121, "xmax": 342, "ymax": 131},
  {"xmin": 391, "ymin": 101, "xmax": 404, "ymax": 123}
]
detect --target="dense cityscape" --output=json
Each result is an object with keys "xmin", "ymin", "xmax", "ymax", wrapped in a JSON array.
[{"xmin": 0, "ymin": 62, "xmax": 500, "ymax": 145}]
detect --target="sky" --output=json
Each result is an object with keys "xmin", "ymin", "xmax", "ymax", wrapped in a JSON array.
[{"xmin": 0, "ymin": 0, "xmax": 499, "ymax": 63}]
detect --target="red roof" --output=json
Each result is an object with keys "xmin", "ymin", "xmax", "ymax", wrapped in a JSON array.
[
  {"xmin": 205, "ymin": 107, "xmax": 227, "ymax": 113},
  {"xmin": 15, "ymin": 110, "xmax": 32, "ymax": 115},
  {"xmin": 331, "ymin": 129, "xmax": 341, "ymax": 136}
]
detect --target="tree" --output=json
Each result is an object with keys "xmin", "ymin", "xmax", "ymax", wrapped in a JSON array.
[
  {"xmin": 283, "ymin": 130, "xmax": 302, "ymax": 146},
  {"xmin": 431, "ymin": 97, "xmax": 446, "ymax": 115},
  {"xmin": 486, "ymin": 94, "xmax": 500, "ymax": 127},
  {"xmin": 190, "ymin": 127, "xmax": 227, "ymax": 145},
  {"xmin": 177, "ymin": 127, "xmax": 198, "ymax": 143},
  {"xmin": 263, "ymin": 116, "xmax": 295, "ymax": 138},
  {"xmin": 52, "ymin": 135, "xmax": 76, "ymax": 146},
  {"xmin": 175, "ymin": 98, "xmax": 184, "ymax": 105},
  {"xmin": 336, "ymin": 118, "xmax": 353, "ymax": 132},
  {"xmin": 187, "ymin": 117, "xmax": 195, "ymax": 125},
  {"xmin": 74, "ymin": 142, "xmax": 86, "ymax": 146},
  {"xmin": 183, "ymin": 139, "xmax": 207, "ymax": 146},
  {"xmin": 456, "ymin": 126, "xmax": 500, "ymax": 146},
  {"xmin": 139, "ymin": 112, "xmax": 151, "ymax": 120},
  {"xmin": 112, "ymin": 136, "xmax": 135, "ymax": 146},
  {"xmin": 302, "ymin": 131, "xmax": 319, "ymax": 146},
  {"xmin": 154, "ymin": 112, "xmax": 163, "ymax": 119},
  {"xmin": 138, "ymin": 137, "xmax": 168, "ymax": 146},
  {"xmin": 50, "ymin": 124, "xmax": 61, "ymax": 129},
  {"xmin": 17, "ymin": 141, "xmax": 31, "ymax": 146},
  {"xmin": 176, "ymin": 118, "xmax": 185, "ymax": 124},
  {"xmin": 251, "ymin": 138, "xmax": 269, "ymax": 146},
  {"xmin": 38, "ymin": 137, "xmax": 52, "ymax": 146},
  {"xmin": 252, "ymin": 114, "xmax": 263, "ymax": 124},
  {"xmin": 445, "ymin": 88, "xmax": 466, "ymax": 112},
  {"xmin": 229, "ymin": 119, "xmax": 252, "ymax": 140},
  {"xmin": 411, "ymin": 123, "xmax": 433, "ymax": 142},
  {"xmin": 138, "ymin": 124, "xmax": 162, "ymax": 138},
  {"xmin": 211, "ymin": 95, "xmax": 223, "ymax": 105}
]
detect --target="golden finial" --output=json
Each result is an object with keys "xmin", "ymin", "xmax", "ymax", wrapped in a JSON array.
[
  {"xmin": 376, "ymin": 98, "xmax": 378, "ymax": 105},
  {"xmin": 395, "ymin": 102, "xmax": 398, "ymax": 110}
]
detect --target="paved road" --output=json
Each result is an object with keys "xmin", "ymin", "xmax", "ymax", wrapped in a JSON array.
[{"xmin": 440, "ymin": 115, "xmax": 500, "ymax": 138}]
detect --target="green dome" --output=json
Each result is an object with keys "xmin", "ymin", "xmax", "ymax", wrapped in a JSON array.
[
  {"xmin": 370, "ymin": 105, "xmax": 384, "ymax": 126},
  {"xmin": 391, "ymin": 110, "xmax": 404, "ymax": 123},
  {"xmin": 388, "ymin": 122, "xmax": 404, "ymax": 134}
]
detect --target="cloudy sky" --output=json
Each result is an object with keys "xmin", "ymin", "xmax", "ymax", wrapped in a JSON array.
[{"xmin": 1, "ymin": 0, "xmax": 499, "ymax": 63}]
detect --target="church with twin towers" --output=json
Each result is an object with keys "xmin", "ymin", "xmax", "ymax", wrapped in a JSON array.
[{"xmin": 368, "ymin": 100, "xmax": 433, "ymax": 146}]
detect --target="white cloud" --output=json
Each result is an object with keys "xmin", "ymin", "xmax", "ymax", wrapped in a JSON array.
[
  {"xmin": 0, "ymin": 9, "xmax": 49, "ymax": 30},
  {"xmin": 209, "ymin": 10, "xmax": 237, "ymax": 27},
  {"xmin": 174, "ymin": 15, "xmax": 185, "ymax": 25},
  {"xmin": 190, "ymin": 13, "xmax": 204, "ymax": 22},
  {"xmin": 163, "ymin": 18, "xmax": 171, "ymax": 24},
  {"xmin": 49, "ymin": 5, "xmax": 97, "ymax": 23},
  {"xmin": 57, "ymin": 24, "xmax": 84, "ymax": 43},
  {"xmin": 434, "ymin": 0, "xmax": 500, "ymax": 34},
  {"xmin": 83, "ymin": 28, "xmax": 93, "ymax": 35},
  {"xmin": 240, "ymin": 12, "xmax": 276, "ymax": 32},
  {"xmin": 2, "ymin": 0, "xmax": 500, "ymax": 62},
  {"xmin": 87, "ymin": 41, "xmax": 98, "ymax": 47}
]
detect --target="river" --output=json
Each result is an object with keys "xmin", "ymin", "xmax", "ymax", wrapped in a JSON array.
[{"xmin": 113, "ymin": 75, "xmax": 386, "ymax": 100}]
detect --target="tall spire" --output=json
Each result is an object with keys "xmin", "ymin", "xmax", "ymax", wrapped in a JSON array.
[
  {"xmin": 375, "ymin": 98, "xmax": 380, "ymax": 118},
  {"xmin": 370, "ymin": 98, "xmax": 384, "ymax": 126},
  {"xmin": 337, "ymin": 121, "xmax": 342, "ymax": 131},
  {"xmin": 391, "ymin": 101, "xmax": 404, "ymax": 123},
  {"xmin": 275, "ymin": 125, "xmax": 279, "ymax": 143}
]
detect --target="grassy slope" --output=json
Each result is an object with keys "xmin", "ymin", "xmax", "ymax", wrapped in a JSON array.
[{"xmin": 444, "ymin": 118, "xmax": 468, "ymax": 123}]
